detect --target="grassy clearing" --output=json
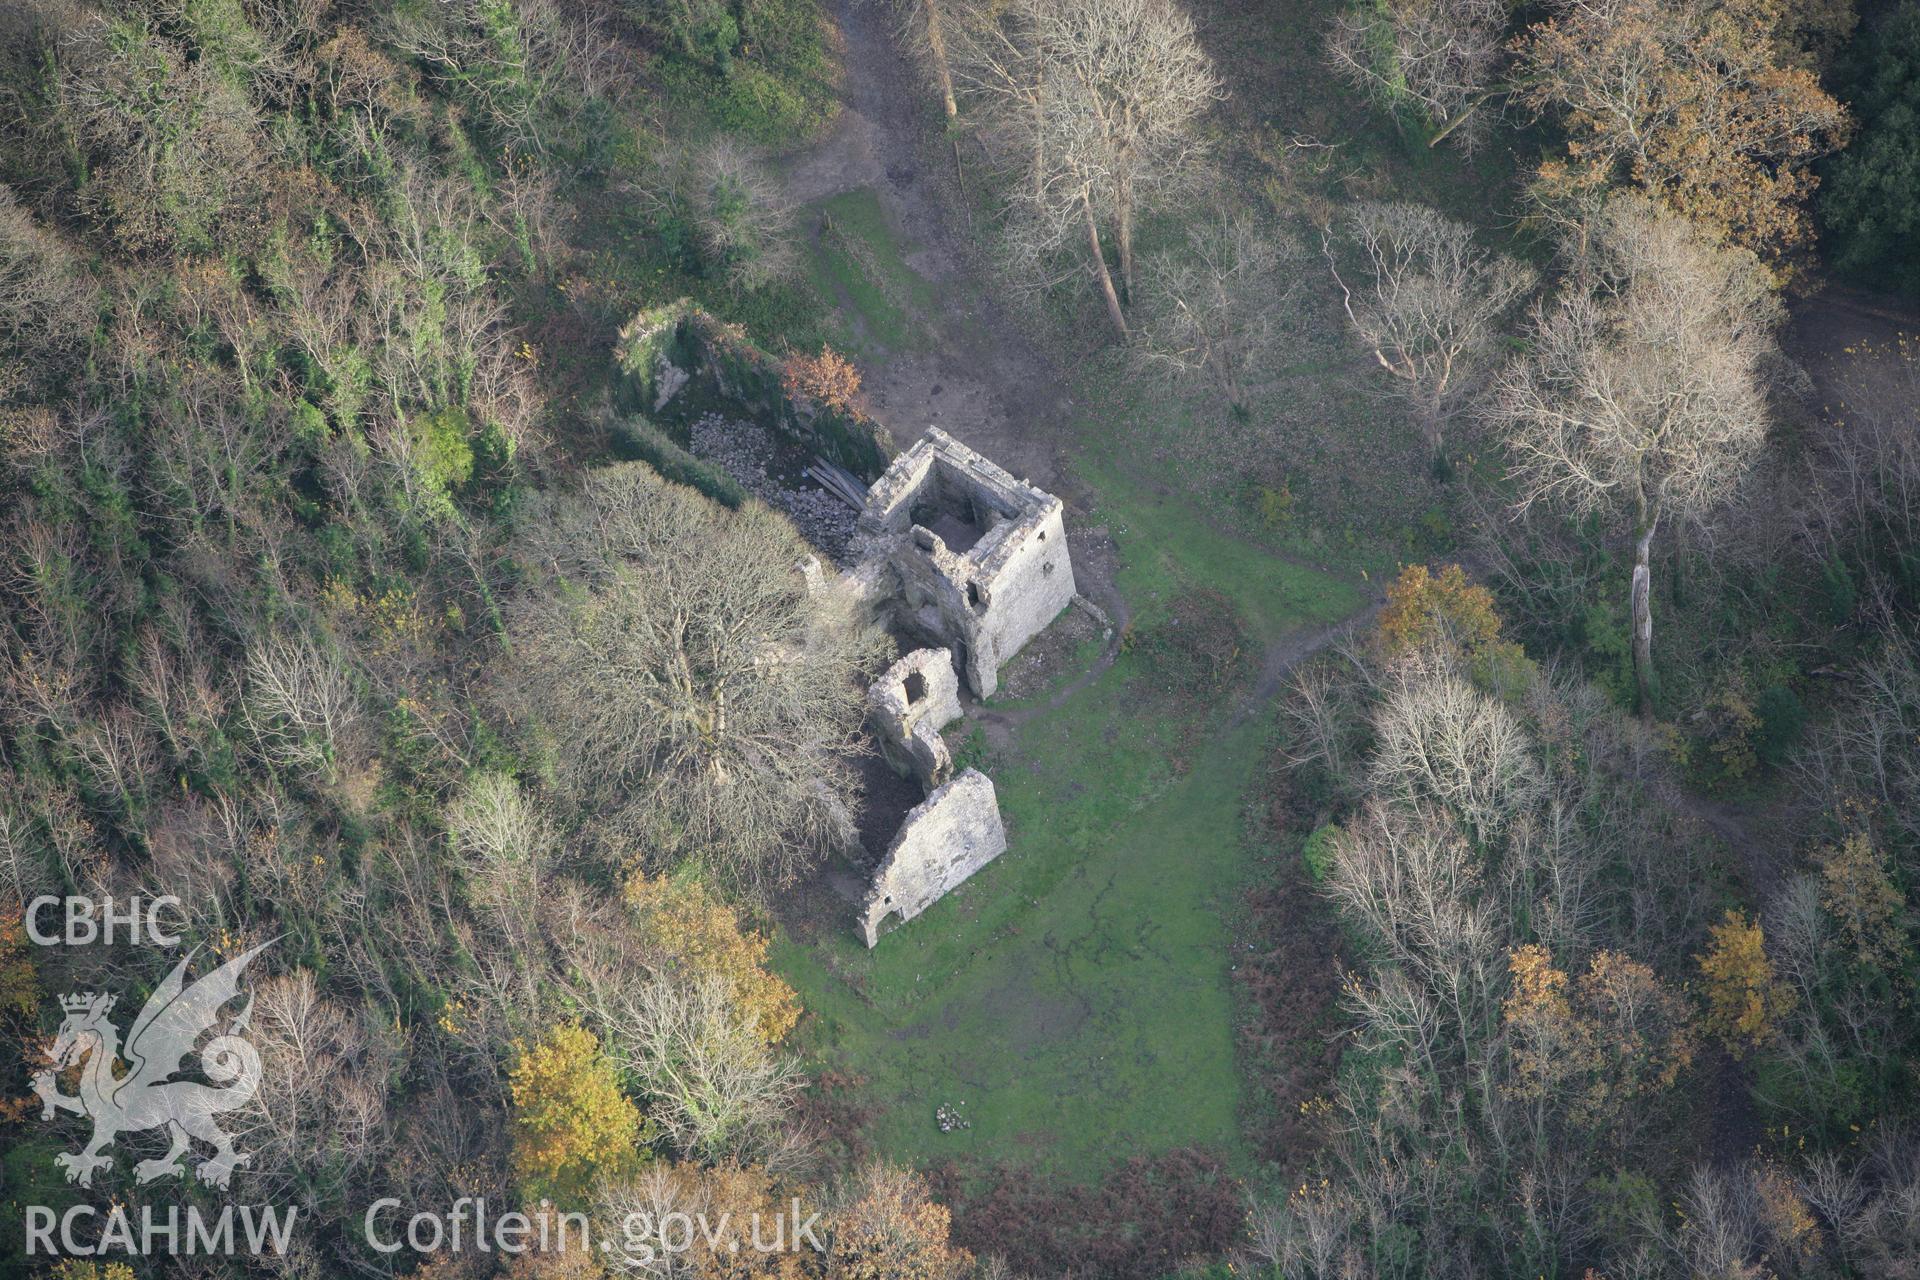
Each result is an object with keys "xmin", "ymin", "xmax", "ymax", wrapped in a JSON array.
[
  {"xmin": 768, "ymin": 50, "xmax": 1375, "ymax": 1182},
  {"xmin": 1069, "ymin": 362, "xmax": 1441, "ymax": 583},
  {"xmin": 798, "ymin": 187, "xmax": 938, "ymax": 356},
  {"xmin": 774, "ymin": 455, "xmax": 1360, "ymax": 1180}
]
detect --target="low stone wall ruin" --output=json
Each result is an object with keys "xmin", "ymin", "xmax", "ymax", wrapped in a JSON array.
[
  {"xmin": 836, "ymin": 431, "xmax": 1084, "ymax": 945},
  {"xmin": 866, "ymin": 647, "xmax": 963, "ymax": 791}
]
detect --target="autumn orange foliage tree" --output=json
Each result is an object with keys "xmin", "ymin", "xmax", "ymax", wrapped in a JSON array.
[
  {"xmin": 1512, "ymin": 0, "xmax": 1850, "ymax": 271},
  {"xmin": 626, "ymin": 872, "xmax": 801, "ymax": 1044},
  {"xmin": 1697, "ymin": 909, "xmax": 1796, "ymax": 1055},
  {"xmin": 1379, "ymin": 563, "xmax": 1503, "ymax": 657},
  {"xmin": 598, "ymin": 1163, "xmax": 814, "ymax": 1279},
  {"xmin": 1377, "ymin": 562, "xmax": 1536, "ymax": 694},
  {"xmin": 509, "ymin": 1023, "xmax": 647, "ymax": 1208},
  {"xmin": 1815, "ymin": 831, "xmax": 1909, "ymax": 971},
  {"xmin": 47, "ymin": 1264, "xmax": 137, "ymax": 1280},
  {"xmin": 0, "ymin": 904, "xmax": 37, "ymax": 1126},
  {"xmin": 1504, "ymin": 943, "xmax": 1697, "ymax": 1133},
  {"xmin": 782, "ymin": 346, "xmax": 863, "ymax": 415},
  {"xmin": 823, "ymin": 1162, "xmax": 973, "ymax": 1280},
  {"xmin": 499, "ymin": 1209, "xmax": 609, "ymax": 1280}
]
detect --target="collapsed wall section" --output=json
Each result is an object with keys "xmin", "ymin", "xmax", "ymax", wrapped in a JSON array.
[
  {"xmin": 615, "ymin": 301, "xmax": 893, "ymax": 481},
  {"xmin": 867, "ymin": 647, "xmax": 963, "ymax": 791}
]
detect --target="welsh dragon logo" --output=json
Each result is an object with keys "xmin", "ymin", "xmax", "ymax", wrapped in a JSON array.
[{"xmin": 31, "ymin": 943, "xmax": 270, "ymax": 1190}]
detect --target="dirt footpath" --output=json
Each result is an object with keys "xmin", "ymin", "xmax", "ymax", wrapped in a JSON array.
[{"xmin": 782, "ymin": 0, "xmax": 1074, "ymax": 494}]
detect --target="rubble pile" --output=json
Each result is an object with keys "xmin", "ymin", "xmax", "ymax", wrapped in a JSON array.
[{"xmin": 689, "ymin": 414, "xmax": 857, "ymax": 562}]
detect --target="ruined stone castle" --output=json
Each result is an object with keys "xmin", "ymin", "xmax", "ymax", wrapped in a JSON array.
[{"xmin": 827, "ymin": 430, "xmax": 1078, "ymax": 946}]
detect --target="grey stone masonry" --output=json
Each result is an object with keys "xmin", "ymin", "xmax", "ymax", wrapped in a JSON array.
[
  {"xmin": 856, "ymin": 428, "xmax": 1076, "ymax": 698},
  {"xmin": 867, "ymin": 648, "xmax": 963, "ymax": 790},
  {"xmin": 858, "ymin": 769, "xmax": 1007, "ymax": 947}
]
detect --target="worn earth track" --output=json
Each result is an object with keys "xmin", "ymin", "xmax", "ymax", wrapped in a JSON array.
[{"xmin": 784, "ymin": 0, "xmax": 1073, "ymax": 494}]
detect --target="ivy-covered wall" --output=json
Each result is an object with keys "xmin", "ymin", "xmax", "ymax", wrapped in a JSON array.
[{"xmin": 615, "ymin": 301, "xmax": 893, "ymax": 481}]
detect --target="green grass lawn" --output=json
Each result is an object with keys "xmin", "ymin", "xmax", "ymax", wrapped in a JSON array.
[
  {"xmin": 774, "ymin": 453, "xmax": 1361, "ymax": 1180},
  {"xmin": 770, "ymin": 133, "xmax": 1371, "ymax": 1180},
  {"xmin": 799, "ymin": 188, "xmax": 938, "ymax": 356}
]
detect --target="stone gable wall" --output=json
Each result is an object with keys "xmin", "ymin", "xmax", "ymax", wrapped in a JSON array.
[{"xmin": 859, "ymin": 769, "xmax": 1007, "ymax": 946}]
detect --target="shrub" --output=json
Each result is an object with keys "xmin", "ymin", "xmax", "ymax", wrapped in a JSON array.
[
  {"xmin": 1255, "ymin": 481, "xmax": 1296, "ymax": 531},
  {"xmin": 412, "ymin": 406, "xmax": 478, "ymax": 493},
  {"xmin": 1700, "ymin": 673, "xmax": 1762, "ymax": 787},
  {"xmin": 1301, "ymin": 822, "xmax": 1339, "ymax": 885},
  {"xmin": 783, "ymin": 345, "xmax": 863, "ymax": 414},
  {"xmin": 931, "ymin": 1149, "xmax": 1243, "ymax": 1280},
  {"xmin": 609, "ymin": 417, "xmax": 749, "ymax": 509},
  {"xmin": 1755, "ymin": 682, "xmax": 1805, "ymax": 768},
  {"xmin": 650, "ymin": 136, "xmax": 799, "ymax": 291},
  {"xmin": 1575, "ymin": 595, "xmax": 1637, "ymax": 706},
  {"xmin": 1130, "ymin": 589, "xmax": 1250, "ymax": 705}
]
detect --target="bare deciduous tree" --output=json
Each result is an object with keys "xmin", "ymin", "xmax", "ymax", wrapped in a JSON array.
[
  {"xmin": 1327, "ymin": 800, "xmax": 1507, "ymax": 1070},
  {"xmin": 449, "ymin": 772, "xmax": 555, "ymax": 910},
  {"xmin": 1275, "ymin": 640, "xmax": 1373, "ymax": 785},
  {"xmin": 875, "ymin": 0, "xmax": 965, "ymax": 119},
  {"xmin": 1795, "ymin": 629, "xmax": 1920, "ymax": 853},
  {"xmin": 243, "ymin": 970, "xmax": 392, "ymax": 1209},
  {"xmin": 639, "ymin": 137, "xmax": 799, "ymax": 292},
  {"xmin": 510, "ymin": 463, "xmax": 885, "ymax": 896},
  {"xmin": 1328, "ymin": 0, "xmax": 1509, "ymax": 152},
  {"xmin": 54, "ymin": 17, "xmax": 267, "ymax": 255},
  {"xmin": 992, "ymin": 0, "xmax": 1222, "ymax": 336},
  {"xmin": 1243, "ymin": 1181, "xmax": 1360, "ymax": 1280},
  {"xmin": 448, "ymin": 772, "xmax": 555, "ymax": 1019},
  {"xmin": 380, "ymin": 0, "xmax": 610, "ymax": 157},
  {"xmin": 1490, "ymin": 196, "xmax": 1780, "ymax": 713},
  {"xmin": 0, "ymin": 183, "xmax": 97, "ymax": 364},
  {"xmin": 0, "ymin": 787, "xmax": 58, "ymax": 910},
  {"xmin": 1370, "ymin": 661, "xmax": 1544, "ymax": 844},
  {"xmin": 1511, "ymin": 0, "xmax": 1850, "ymax": 269},
  {"xmin": 1796, "ymin": 339, "xmax": 1920, "ymax": 622},
  {"xmin": 1839, "ymin": 1131, "xmax": 1920, "ymax": 1277},
  {"xmin": 597, "ymin": 973, "xmax": 804, "ymax": 1164},
  {"xmin": 240, "ymin": 621, "xmax": 367, "ymax": 780},
  {"xmin": 951, "ymin": 0, "xmax": 1050, "ymax": 204},
  {"xmin": 1326, "ymin": 202, "xmax": 1535, "ymax": 464},
  {"xmin": 1135, "ymin": 214, "xmax": 1302, "ymax": 416},
  {"xmin": 689, "ymin": 137, "xmax": 800, "ymax": 291}
]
